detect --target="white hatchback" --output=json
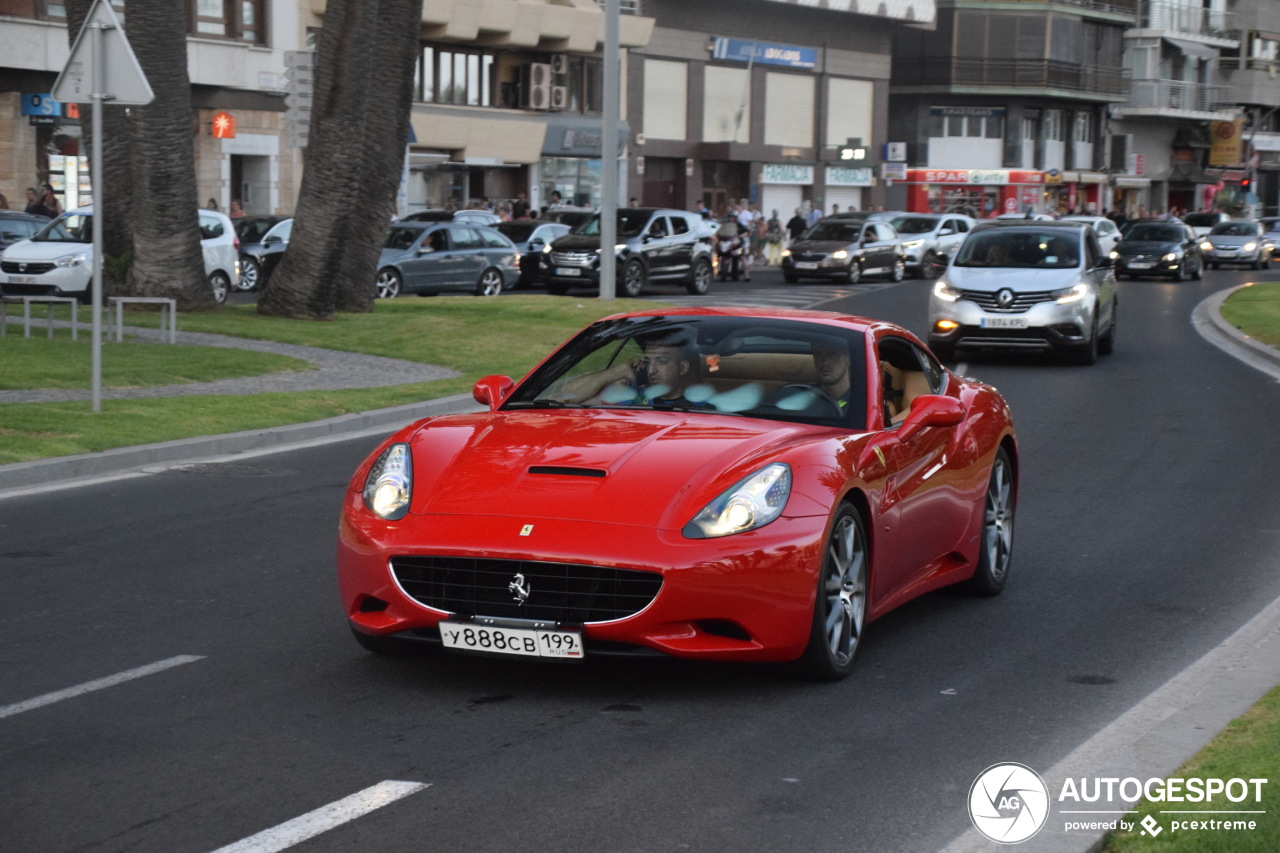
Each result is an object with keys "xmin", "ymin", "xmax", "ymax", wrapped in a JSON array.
[{"xmin": 0, "ymin": 206, "xmax": 240, "ymax": 303}]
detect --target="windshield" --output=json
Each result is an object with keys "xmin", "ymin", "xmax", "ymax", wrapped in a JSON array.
[
  {"xmin": 1209, "ymin": 222, "xmax": 1257, "ymax": 236},
  {"xmin": 954, "ymin": 230, "xmax": 1080, "ymax": 268},
  {"xmin": 573, "ymin": 209, "xmax": 653, "ymax": 238},
  {"xmin": 1125, "ymin": 224, "xmax": 1183, "ymax": 242},
  {"xmin": 33, "ymin": 213, "xmax": 92, "ymax": 244},
  {"xmin": 890, "ymin": 216, "xmax": 938, "ymax": 235},
  {"xmin": 504, "ymin": 315, "xmax": 868, "ymax": 429},
  {"xmin": 802, "ymin": 221, "xmax": 863, "ymax": 242}
]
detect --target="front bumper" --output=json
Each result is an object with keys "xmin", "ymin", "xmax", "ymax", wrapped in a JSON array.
[{"xmin": 338, "ymin": 492, "xmax": 826, "ymax": 662}]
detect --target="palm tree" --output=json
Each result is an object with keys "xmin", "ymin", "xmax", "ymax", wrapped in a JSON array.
[{"xmin": 257, "ymin": 0, "xmax": 423, "ymax": 319}]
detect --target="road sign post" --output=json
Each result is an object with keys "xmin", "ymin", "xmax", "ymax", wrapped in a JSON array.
[{"xmin": 52, "ymin": 0, "xmax": 153, "ymax": 412}]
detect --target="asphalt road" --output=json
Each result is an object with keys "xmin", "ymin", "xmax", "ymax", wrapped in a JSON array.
[{"xmin": 4, "ymin": 265, "xmax": 1280, "ymax": 852}]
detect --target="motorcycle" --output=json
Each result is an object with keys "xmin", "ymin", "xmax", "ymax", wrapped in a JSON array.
[{"xmin": 715, "ymin": 222, "xmax": 745, "ymax": 281}]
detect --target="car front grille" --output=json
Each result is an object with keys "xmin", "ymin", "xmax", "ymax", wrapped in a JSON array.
[
  {"xmin": 390, "ymin": 556, "xmax": 663, "ymax": 624},
  {"xmin": 1, "ymin": 261, "xmax": 56, "ymax": 275},
  {"xmin": 959, "ymin": 289, "xmax": 1057, "ymax": 313}
]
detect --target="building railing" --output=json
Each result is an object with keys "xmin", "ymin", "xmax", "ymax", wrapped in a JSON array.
[
  {"xmin": 1122, "ymin": 78, "xmax": 1232, "ymax": 112},
  {"xmin": 894, "ymin": 58, "xmax": 1129, "ymax": 97},
  {"xmin": 1138, "ymin": 1, "xmax": 1235, "ymax": 39}
]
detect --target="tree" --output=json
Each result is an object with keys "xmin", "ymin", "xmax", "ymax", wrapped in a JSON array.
[
  {"xmin": 256, "ymin": 0, "xmax": 423, "ymax": 320},
  {"xmin": 64, "ymin": 0, "xmax": 211, "ymax": 309}
]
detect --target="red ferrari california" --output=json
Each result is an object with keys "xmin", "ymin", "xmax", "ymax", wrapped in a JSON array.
[{"xmin": 338, "ymin": 308, "xmax": 1017, "ymax": 679}]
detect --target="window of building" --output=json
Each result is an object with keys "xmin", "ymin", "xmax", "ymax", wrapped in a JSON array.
[{"xmin": 189, "ymin": 0, "xmax": 267, "ymax": 44}]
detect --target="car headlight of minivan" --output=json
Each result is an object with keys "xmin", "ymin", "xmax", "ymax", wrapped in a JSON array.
[
  {"xmin": 932, "ymin": 280, "xmax": 962, "ymax": 302},
  {"xmin": 1052, "ymin": 283, "xmax": 1089, "ymax": 304},
  {"xmin": 683, "ymin": 463, "xmax": 791, "ymax": 538},
  {"xmin": 362, "ymin": 443, "xmax": 412, "ymax": 520},
  {"xmin": 55, "ymin": 251, "xmax": 89, "ymax": 268}
]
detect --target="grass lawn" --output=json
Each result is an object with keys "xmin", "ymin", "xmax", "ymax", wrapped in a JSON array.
[
  {"xmin": 1220, "ymin": 282, "xmax": 1280, "ymax": 347},
  {"xmin": 1100, "ymin": 686, "xmax": 1280, "ymax": 852},
  {"xmin": 0, "ymin": 295, "xmax": 659, "ymax": 464}
]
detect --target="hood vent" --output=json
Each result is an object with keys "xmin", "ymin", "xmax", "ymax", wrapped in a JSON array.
[{"xmin": 528, "ymin": 465, "xmax": 607, "ymax": 478}]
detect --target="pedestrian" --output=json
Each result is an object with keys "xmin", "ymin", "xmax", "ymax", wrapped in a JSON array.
[
  {"xmin": 765, "ymin": 209, "xmax": 783, "ymax": 266},
  {"xmin": 39, "ymin": 184, "xmax": 61, "ymax": 217},
  {"xmin": 24, "ymin": 187, "xmax": 42, "ymax": 215},
  {"xmin": 787, "ymin": 207, "xmax": 808, "ymax": 242}
]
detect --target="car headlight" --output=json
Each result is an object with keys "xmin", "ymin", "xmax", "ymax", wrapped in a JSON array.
[
  {"xmin": 932, "ymin": 280, "xmax": 962, "ymax": 302},
  {"xmin": 55, "ymin": 251, "xmax": 89, "ymax": 268},
  {"xmin": 362, "ymin": 443, "xmax": 412, "ymax": 520},
  {"xmin": 1052, "ymin": 283, "xmax": 1089, "ymax": 304},
  {"xmin": 1162, "ymin": 252, "xmax": 1179, "ymax": 262},
  {"xmin": 683, "ymin": 463, "xmax": 791, "ymax": 538},
  {"xmin": 902, "ymin": 239, "xmax": 925, "ymax": 250},
  {"xmin": 1243, "ymin": 242, "xmax": 1258, "ymax": 252}
]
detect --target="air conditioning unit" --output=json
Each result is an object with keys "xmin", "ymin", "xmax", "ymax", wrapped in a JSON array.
[
  {"xmin": 524, "ymin": 62, "xmax": 552, "ymax": 110},
  {"xmin": 550, "ymin": 86, "xmax": 569, "ymax": 111},
  {"xmin": 551, "ymin": 54, "xmax": 570, "ymax": 77}
]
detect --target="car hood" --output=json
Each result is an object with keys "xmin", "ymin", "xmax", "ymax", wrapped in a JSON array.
[
  {"xmin": 788, "ymin": 240, "xmax": 855, "ymax": 254},
  {"xmin": 1115, "ymin": 240, "xmax": 1180, "ymax": 254},
  {"xmin": 1, "ymin": 239, "xmax": 91, "ymax": 261},
  {"xmin": 399, "ymin": 410, "xmax": 842, "ymax": 528},
  {"xmin": 944, "ymin": 265, "xmax": 1083, "ymax": 292}
]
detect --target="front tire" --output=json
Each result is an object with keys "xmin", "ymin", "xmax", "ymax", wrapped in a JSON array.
[
  {"xmin": 965, "ymin": 447, "xmax": 1014, "ymax": 596},
  {"xmin": 376, "ymin": 268, "xmax": 402, "ymax": 299},
  {"xmin": 798, "ymin": 503, "xmax": 869, "ymax": 681}
]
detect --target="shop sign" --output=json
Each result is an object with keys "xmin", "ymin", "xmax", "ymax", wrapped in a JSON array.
[
  {"xmin": 909, "ymin": 169, "xmax": 1043, "ymax": 185},
  {"xmin": 761, "ymin": 163, "xmax": 814, "ymax": 184},
  {"xmin": 710, "ymin": 37, "xmax": 817, "ymax": 69},
  {"xmin": 826, "ymin": 166, "xmax": 873, "ymax": 186}
]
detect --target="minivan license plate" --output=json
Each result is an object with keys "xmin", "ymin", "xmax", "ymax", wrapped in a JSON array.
[{"xmin": 440, "ymin": 621, "xmax": 583, "ymax": 658}]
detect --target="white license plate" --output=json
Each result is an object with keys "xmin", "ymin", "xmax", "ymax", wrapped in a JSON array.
[
  {"xmin": 1127, "ymin": 262, "xmax": 1153, "ymax": 269},
  {"xmin": 795, "ymin": 261, "xmax": 819, "ymax": 270},
  {"xmin": 981, "ymin": 316, "xmax": 1030, "ymax": 329},
  {"xmin": 439, "ymin": 621, "xmax": 584, "ymax": 659},
  {"xmin": 555, "ymin": 267, "xmax": 581, "ymax": 277},
  {"xmin": 7, "ymin": 275, "xmax": 36, "ymax": 284}
]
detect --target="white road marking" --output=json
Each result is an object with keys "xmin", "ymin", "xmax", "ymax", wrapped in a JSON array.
[
  {"xmin": 207, "ymin": 780, "xmax": 430, "ymax": 853},
  {"xmin": 0, "ymin": 654, "xmax": 205, "ymax": 719}
]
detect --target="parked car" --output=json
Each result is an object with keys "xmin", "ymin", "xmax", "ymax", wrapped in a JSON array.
[
  {"xmin": 781, "ymin": 217, "xmax": 906, "ymax": 284},
  {"xmin": 374, "ymin": 221, "xmax": 519, "ymax": 298},
  {"xmin": 1, "ymin": 206, "xmax": 239, "ymax": 303},
  {"xmin": 492, "ymin": 219, "xmax": 570, "ymax": 287},
  {"xmin": 541, "ymin": 207, "xmax": 714, "ymax": 297},
  {"xmin": 1181, "ymin": 211, "xmax": 1230, "ymax": 238},
  {"xmin": 339, "ymin": 307, "xmax": 1018, "ymax": 680},
  {"xmin": 928, "ymin": 219, "xmax": 1117, "ymax": 364},
  {"xmin": 1110, "ymin": 219, "xmax": 1205, "ymax": 281},
  {"xmin": 887, "ymin": 212, "xmax": 976, "ymax": 278},
  {"xmin": 1201, "ymin": 219, "xmax": 1274, "ymax": 270},
  {"xmin": 239, "ymin": 218, "xmax": 292, "ymax": 291},
  {"xmin": 0, "ymin": 210, "xmax": 51, "ymax": 251},
  {"xmin": 1060, "ymin": 215, "xmax": 1122, "ymax": 254}
]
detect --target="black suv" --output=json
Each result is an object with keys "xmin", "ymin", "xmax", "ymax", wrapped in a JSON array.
[{"xmin": 541, "ymin": 207, "xmax": 714, "ymax": 296}]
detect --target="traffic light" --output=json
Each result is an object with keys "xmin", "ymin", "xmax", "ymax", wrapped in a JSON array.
[{"xmin": 839, "ymin": 137, "xmax": 867, "ymax": 161}]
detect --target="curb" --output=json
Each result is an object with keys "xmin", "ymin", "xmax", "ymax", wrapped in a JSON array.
[{"xmin": 0, "ymin": 393, "xmax": 482, "ymax": 497}]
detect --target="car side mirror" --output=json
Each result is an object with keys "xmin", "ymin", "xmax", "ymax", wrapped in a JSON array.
[
  {"xmin": 898, "ymin": 394, "xmax": 965, "ymax": 442},
  {"xmin": 473, "ymin": 375, "xmax": 515, "ymax": 411}
]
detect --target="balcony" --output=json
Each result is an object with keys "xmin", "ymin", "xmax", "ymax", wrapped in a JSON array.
[
  {"xmin": 1135, "ymin": 1, "xmax": 1236, "ymax": 41},
  {"xmin": 892, "ymin": 58, "xmax": 1129, "ymax": 99},
  {"xmin": 1114, "ymin": 78, "xmax": 1235, "ymax": 117}
]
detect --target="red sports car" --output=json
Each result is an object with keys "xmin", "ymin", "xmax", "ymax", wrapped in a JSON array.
[{"xmin": 338, "ymin": 308, "xmax": 1017, "ymax": 679}]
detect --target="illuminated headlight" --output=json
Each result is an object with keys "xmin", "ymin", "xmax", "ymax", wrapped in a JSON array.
[
  {"xmin": 1243, "ymin": 242, "xmax": 1258, "ymax": 252},
  {"xmin": 1162, "ymin": 252, "xmax": 1179, "ymax": 262},
  {"xmin": 932, "ymin": 280, "xmax": 962, "ymax": 302},
  {"xmin": 362, "ymin": 443, "xmax": 412, "ymax": 520},
  {"xmin": 902, "ymin": 239, "xmax": 925, "ymax": 250},
  {"xmin": 1052, "ymin": 283, "xmax": 1089, "ymax": 304},
  {"xmin": 683, "ymin": 463, "xmax": 791, "ymax": 538},
  {"xmin": 831, "ymin": 250, "xmax": 849, "ymax": 260},
  {"xmin": 55, "ymin": 252, "xmax": 89, "ymax": 268}
]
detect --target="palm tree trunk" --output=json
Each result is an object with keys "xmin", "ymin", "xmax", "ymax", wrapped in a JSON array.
[{"xmin": 257, "ymin": 0, "xmax": 423, "ymax": 319}]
